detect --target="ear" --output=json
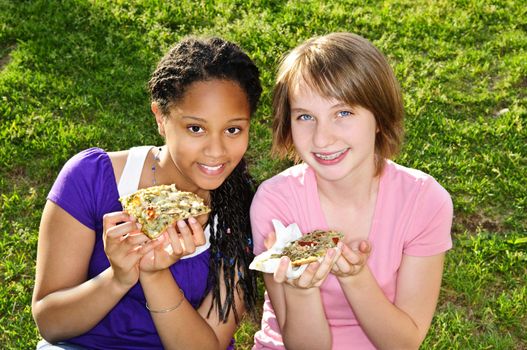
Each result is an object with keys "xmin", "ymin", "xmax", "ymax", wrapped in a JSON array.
[{"xmin": 151, "ymin": 102, "xmax": 166, "ymax": 137}]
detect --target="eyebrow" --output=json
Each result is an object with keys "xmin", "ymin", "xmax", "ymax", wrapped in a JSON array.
[
  {"xmin": 181, "ymin": 116, "xmax": 250, "ymax": 123},
  {"xmin": 291, "ymin": 102, "xmax": 350, "ymax": 114}
]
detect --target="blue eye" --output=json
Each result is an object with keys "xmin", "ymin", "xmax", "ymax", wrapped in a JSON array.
[
  {"xmin": 338, "ymin": 110, "xmax": 353, "ymax": 118},
  {"xmin": 187, "ymin": 125, "xmax": 204, "ymax": 133},
  {"xmin": 297, "ymin": 114, "xmax": 314, "ymax": 121}
]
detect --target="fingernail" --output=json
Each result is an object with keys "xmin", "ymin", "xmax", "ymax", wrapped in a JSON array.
[
  {"xmin": 188, "ymin": 217, "xmax": 197, "ymax": 224},
  {"xmin": 328, "ymin": 248, "xmax": 335, "ymax": 257},
  {"xmin": 281, "ymin": 256, "xmax": 289, "ymax": 265},
  {"xmin": 177, "ymin": 220, "xmax": 187, "ymax": 228}
]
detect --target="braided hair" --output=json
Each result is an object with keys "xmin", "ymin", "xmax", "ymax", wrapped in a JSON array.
[{"xmin": 148, "ymin": 37, "xmax": 262, "ymax": 322}]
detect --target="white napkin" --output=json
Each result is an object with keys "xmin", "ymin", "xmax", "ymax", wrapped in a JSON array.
[{"xmin": 249, "ymin": 219, "xmax": 309, "ymax": 279}]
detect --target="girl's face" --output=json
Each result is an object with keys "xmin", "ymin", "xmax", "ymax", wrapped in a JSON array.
[
  {"xmin": 155, "ymin": 79, "xmax": 250, "ymax": 193},
  {"xmin": 290, "ymin": 82, "xmax": 378, "ymax": 183}
]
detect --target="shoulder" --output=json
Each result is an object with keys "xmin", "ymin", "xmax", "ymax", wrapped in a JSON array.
[
  {"xmin": 383, "ymin": 160, "xmax": 451, "ymax": 205},
  {"xmin": 256, "ymin": 163, "xmax": 312, "ymax": 196},
  {"xmin": 57, "ymin": 148, "xmax": 113, "ymax": 181},
  {"xmin": 107, "ymin": 149, "xmax": 130, "ymax": 183},
  {"xmin": 383, "ymin": 161, "xmax": 454, "ymax": 255},
  {"xmin": 48, "ymin": 148, "xmax": 118, "ymax": 230}
]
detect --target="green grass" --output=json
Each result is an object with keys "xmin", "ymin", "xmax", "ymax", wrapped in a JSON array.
[{"xmin": 1, "ymin": 0, "xmax": 525, "ymax": 348}]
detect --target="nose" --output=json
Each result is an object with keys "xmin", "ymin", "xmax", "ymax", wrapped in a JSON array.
[
  {"xmin": 312, "ymin": 122, "xmax": 335, "ymax": 149},
  {"xmin": 204, "ymin": 134, "xmax": 227, "ymax": 158}
]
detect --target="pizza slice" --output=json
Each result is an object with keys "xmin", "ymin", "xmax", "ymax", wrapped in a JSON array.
[
  {"xmin": 119, "ymin": 184, "xmax": 211, "ymax": 239},
  {"xmin": 271, "ymin": 230, "xmax": 343, "ymax": 266}
]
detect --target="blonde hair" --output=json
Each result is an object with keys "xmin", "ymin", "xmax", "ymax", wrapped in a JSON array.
[{"xmin": 272, "ymin": 32, "xmax": 404, "ymax": 175}]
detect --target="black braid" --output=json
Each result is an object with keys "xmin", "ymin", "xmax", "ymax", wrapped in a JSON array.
[
  {"xmin": 207, "ymin": 158, "xmax": 258, "ymax": 322},
  {"xmin": 148, "ymin": 37, "xmax": 262, "ymax": 322},
  {"xmin": 149, "ymin": 37, "xmax": 261, "ymax": 116}
]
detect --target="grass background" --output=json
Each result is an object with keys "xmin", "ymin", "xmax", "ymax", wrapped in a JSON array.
[{"xmin": 0, "ymin": 0, "xmax": 525, "ymax": 348}]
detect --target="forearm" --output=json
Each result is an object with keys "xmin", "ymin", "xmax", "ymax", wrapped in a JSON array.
[
  {"xmin": 281, "ymin": 285, "xmax": 332, "ymax": 350},
  {"xmin": 338, "ymin": 267, "xmax": 422, "ymax": 350},
  {"xmin": 140, "ymin": 270, "xmax": 221, "ymax": 350},
  {"xmin": 33, "ymin": 267, "xmax": 130, "ymax": 342}
]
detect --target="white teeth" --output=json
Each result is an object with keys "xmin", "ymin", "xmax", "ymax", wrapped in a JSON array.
[
  {"xmin": 315, "ymin": 149, "xmax": 346, "ymax": 160},
  {"xmin": 201, "ymin": 164, "xmax": 223, "ymax": 171}
]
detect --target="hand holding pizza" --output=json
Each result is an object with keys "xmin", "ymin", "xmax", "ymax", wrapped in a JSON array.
[
  {"xmin": 139, "ymin": 217, "xmax": 207, "ymax": 273},
  {"xmin": 102, "ymin": 211, "xmax": 161, "ymax": 288},
  {"xmin": 274, "ymin": 245, "xmax": 342, "ymax": 289},
  {"xmin": 251, "ymin": 223, "xmax": 345, "ymax": 286},
  {"xmin": 331, "ymin": 240, "xmax": 372, "ymax": 279}
]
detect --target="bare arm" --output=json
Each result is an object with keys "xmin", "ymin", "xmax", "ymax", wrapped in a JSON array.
[
  {"xmin": 137, "ymin": 217, "xmax": 245, "ymax": 350},
  {"xmin": 264, "ymin": 274, "xmax": 332, "ymax": 350},
  {"xmin": 140, "ymin": 268, "xmax": 243, "ymax": 350},
  {"xmin": 263, "ymin": 249, "xmax": 341, "ymax": 350},
  {"xmin": 336, "ymin": 248, "xmax": 445, "ymax": 350},
  {"xmin": 32, "ymin": 202, "xmax": 153, "ymax": 342}
]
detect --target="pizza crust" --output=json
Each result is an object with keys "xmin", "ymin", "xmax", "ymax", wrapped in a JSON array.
[{"xmin": 119, "ymin": 184, "xmax": 211, "ymax": 239}]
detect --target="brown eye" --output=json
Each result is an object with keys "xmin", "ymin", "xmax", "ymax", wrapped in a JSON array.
[
  {"xmin": 187, "ymin": 125, "xmax": 204, "ymax": 133},
  {"xmin": 225, "ymin": 127, "xmax": 241, "ymax": 135}
]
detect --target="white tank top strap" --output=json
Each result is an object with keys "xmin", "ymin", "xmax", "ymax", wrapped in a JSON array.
[{"xmin": 117, "ymin": 146, "xmax": 154, "ymax": 197}]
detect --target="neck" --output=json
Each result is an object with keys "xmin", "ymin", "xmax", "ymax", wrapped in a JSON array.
[{"xmin": 315, "ymin": 162, "xmax": 379, "ymax": 208}]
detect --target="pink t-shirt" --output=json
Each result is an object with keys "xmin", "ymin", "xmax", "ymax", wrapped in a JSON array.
[{"xmin": 250, "ymin": 160, "xmax": 453, "ymax": 349}]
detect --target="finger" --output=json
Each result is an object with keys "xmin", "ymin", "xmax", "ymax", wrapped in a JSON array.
[
  {"xmin": 103, "ymin": 211, "xmax": 133, "ymax": 229},
  {"xmin": 166, "ymin": 225, "xmax": 183, "ymax": 255},
  {"xmin": 314, "ymin": 247, "xmax": 340, "ymax": 280},
  {"xmin": 349, "ymin": 240, "xmax": 361, "ymax": 251},
  {"xmin": 331, "ymin": 263, "xmax": 342, "ymax": 274},
  {"xmin": 264, "ymin": 231, "xmax": 277, "ymax": 249},
  {"xmin": 273, "ymin": 256, "xmax": 290, "ymax": 284},
  {"xmin": 122, "ymin": 232, "xmax": 150, "ymax": 246},
  {"xmin": 106, "ymin": 221, "xmax": 141, "ymax": 239},
  {"xmin": 333, "ymin": 255, "xmax": 352, "ymax": 274},
  {"xmin": 187, "ymin": 217, "xmax": 206, "ymax": 246},
  {"xmin": 134, "ymin": 236, "xmax": 164, "ymax": 255},
  {"xmin": 109, "ymin": 234, "xmax": 147, "ymax": 259},
  {"xmin": 340, "ymin": 244, "xmax": 361, "ymax": 265},
  {"xmin": 177, "ymin": 220, "xmax": 196, "ymax": 255},
  {"xmin": 296, "ymin": 261, "xmax": 319, "ymax": 287},
  {"xmin": 359, "ymin": 240, "xmax": 372, "ymax": 255}
]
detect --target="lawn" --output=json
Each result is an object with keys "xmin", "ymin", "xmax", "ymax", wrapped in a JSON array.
[{"xmin": 1, "ymin": 0, "xmax": 526, "ymax": 349}]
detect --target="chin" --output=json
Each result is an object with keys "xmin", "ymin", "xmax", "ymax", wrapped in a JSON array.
[{"xmin": 198, "ymin": 178, "xmax": 227, "ymax": 191}]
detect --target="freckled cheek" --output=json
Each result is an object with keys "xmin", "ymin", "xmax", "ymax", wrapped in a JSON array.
[{"xmin": 291, "ymin": 124, "xmax": 313, "ymax": 148}]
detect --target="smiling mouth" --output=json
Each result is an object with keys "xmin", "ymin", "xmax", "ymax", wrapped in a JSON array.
[
  {"xmin": 314, "ymin": 149, "xmax": 348, "ymax": 161},
  {"xmin": 199, "ymin": 163, "xmax": 225, "ymax": 171}
]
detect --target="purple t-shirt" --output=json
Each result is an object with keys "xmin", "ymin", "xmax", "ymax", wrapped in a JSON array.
[{"xmin": 48, "ymin": 148, "xmax": 211, "ymax": 349}]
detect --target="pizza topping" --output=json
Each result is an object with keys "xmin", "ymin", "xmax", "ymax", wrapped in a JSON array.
[
  {"xmin": 273, "ymin": 229, "xmax": 343, "ymax": 266},
  {"xmin": 119, "ymin": 184, "xmax": 211, "ymax": 239}
]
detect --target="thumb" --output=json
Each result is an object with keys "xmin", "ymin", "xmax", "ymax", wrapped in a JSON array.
[
  {"xmin": 359, "ymin": 240, "xmax": 371, "ymax": 254},
  {"xmin": 264, "ymin": 231, "xmax": 277, "ymax": 249}
]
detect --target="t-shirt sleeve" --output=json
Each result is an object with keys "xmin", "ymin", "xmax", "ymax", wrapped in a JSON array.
[
  {"xmin": 404, "ymin": 178, "xmax": 454, "ymax": 256},
  {"xmin": 250, "ymin": 181, "xmax": 293, "ymax": 256},
  {"xmin": 47, "ymin": 148, "xmax": 116, "ymax": 231}
]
